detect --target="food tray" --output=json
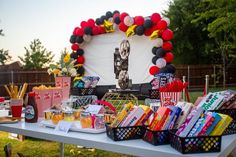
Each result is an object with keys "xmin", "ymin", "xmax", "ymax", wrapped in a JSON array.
[{"xmin": 40, "ymin": 120, "xmax": 105, "ymax": 134}]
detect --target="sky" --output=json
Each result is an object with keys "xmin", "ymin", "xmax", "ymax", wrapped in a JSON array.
[{"xmin": 0, "ymin": 0, "xmax": 171, "ymax": 62}]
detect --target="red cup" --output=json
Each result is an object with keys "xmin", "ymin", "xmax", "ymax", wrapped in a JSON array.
[{"xmin": 10, "ymin": 99, "xmax": 23, "ymax": 118}]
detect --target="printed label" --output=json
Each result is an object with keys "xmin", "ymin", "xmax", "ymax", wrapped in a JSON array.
[{"xmin": 25, "ymin": 105, "xmax": 35, "ymax": 120}]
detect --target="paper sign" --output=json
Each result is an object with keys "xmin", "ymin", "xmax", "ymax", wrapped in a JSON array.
[
  {"xmin": 54, "ymin": 120, "xmax": 72, "ymax": 134},
  {"xmin": 85, "ymin": 105, "xmax": 105, "ymax": 114}
]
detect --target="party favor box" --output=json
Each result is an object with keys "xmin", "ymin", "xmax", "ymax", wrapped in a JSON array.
[
  {"xmin": 33, "ymin": 89, "xmax": 52, "ymax": 117},
  {"xmin": 55, "ymin": 76, "xmax": 71, "ymax": 100}
]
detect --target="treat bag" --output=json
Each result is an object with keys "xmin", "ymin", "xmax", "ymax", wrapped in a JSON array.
[
  {"xmin": 160, "ymin": 92, "xmax": 182, "ymax": 107},
  {"xmin": 33, "ymin": 89, "xmax": 52, "ymax": 117}
]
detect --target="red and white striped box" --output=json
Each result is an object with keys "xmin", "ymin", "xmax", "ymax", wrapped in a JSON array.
[{"xmin": 160, "ymin": 92, "xmax": 182, "ymax": 107}]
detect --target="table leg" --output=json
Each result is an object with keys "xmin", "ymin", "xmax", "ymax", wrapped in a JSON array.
[{"xmin": 60, "ymin": 143, "xmax": 64, "ymax": 157}]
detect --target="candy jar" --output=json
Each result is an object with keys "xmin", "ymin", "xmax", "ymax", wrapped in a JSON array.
[
  {"xmin": 80, "ymin": 112, "xmax": 92, "ymax": 128},
  {"xmin": 63, "ymin": 111, "xmax": 75, "ymax": 122},
  {"xmin": 51, "ymin": 111, "xmax": 63, "ymax": 124},
  {"xmin": 73, "ymin": 109, "xmax": 82, "ymax": 121},
  {"xmin": 94, "ymin": 114, "xmax": 105, "ymax": 129}
]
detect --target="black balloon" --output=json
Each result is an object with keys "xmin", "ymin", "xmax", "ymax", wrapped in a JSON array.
[
  {"xmin": 77, "ymin": 66, "xmax": 85, "ymax": 76},
  {"xmin": 156, "ymin": 48, "xmax": 166, "ymax": 58},
  {"xmin": 106, "ymin": 11, "xmax": 113, "ymax": 19},
  {"xmin": 165, "ymin": 64, "xmax": 176, "ymax": 74},
  {"xmin": 152, "ymin": 46, "xmax": 158, "ymax": 55},
  {"xmin": 70, "ymin": 52, "xmax": 78, "ymax": 60},
  {"xmin": 100, "ymin": 15, "xmax": 106, "ymax": 22},
  {"xmin": 84, "ymin": 27, "xmax": 92, "ymax": 35},
  {"xmin": 113, "ymin": 10, "xmax": 120, "ymax": 15},
  {"xmin": 70, "ymin": 35, "xmax": 76, "ymax": 44},
  {"xmin": 76, "ymin": 36, "xmax": 84, "ymax": 44},
  {"xmin": 135, "ymin": 25, "xmax": 145, "ymax": 36},
  {"xmin": 114, "ymin": 16, "xmax": 121, "ymax": 24},
  {"xmin": 76, "ymin": 49, "xmax": 84, "ymax": 56},
  {"xmin": 152, "ymin": 56, "xmax": 159, "ymax": 65},
  {"xmin": 159, "ymin": 67, "xmax": 169, "ymax": 73},
  {"xmin": 95, "ymin": 18, "xmax": 102, "ymax": 25},
  {"xmin": 143, "ymin": 19, "xmax": 153, "ymax": 29}
]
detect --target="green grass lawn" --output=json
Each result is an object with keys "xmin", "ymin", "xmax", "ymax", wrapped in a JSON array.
[{"xmin": 0, "ymin": 87, "xmax": 235, "ymax": 157}]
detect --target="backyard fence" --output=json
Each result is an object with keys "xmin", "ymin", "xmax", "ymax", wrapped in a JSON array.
[{"xmin": 0, "ymin": 64, "xmax": 236, "ymax": 97}]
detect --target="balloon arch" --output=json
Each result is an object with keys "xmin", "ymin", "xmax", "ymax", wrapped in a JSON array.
[{"xmin": 69, "ymin": 10, "xmax": 175, "ymax": 77}]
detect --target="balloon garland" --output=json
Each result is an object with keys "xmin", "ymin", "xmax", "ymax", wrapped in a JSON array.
[{"xmin": 69, "ymin": 10, "xmax": 175, "ymax": 77}]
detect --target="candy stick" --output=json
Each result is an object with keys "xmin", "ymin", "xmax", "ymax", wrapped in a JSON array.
[
  {"xmin": 4, "ymin": 85, "xmax": 12, "ymax": 98},
  {"xmin": 19, "ymin": 83, "xmax": 28, "ymax": 99},
  {"xmin": 17, "ymin": 85, "xmax": 22, "ymax": 98},
  {"xmin": 13, "ymin": 85, "xmax": 18, "ymax": 98}
]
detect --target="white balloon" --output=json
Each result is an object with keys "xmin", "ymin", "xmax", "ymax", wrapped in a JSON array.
[
  {"xmin": 124, "ymin": 16, "xmax": 134, "ymax": 26},
  {"xmin": 162, "ymin": 17, "xmax": 170, "ymax": 26},
  {"xmin": 113, "ymin": 23, "xmax": 118, "ymax": 30},
  {"xmin": 108, "ymin": 17, "xmax": 113, "ymax": 23},
  {"xmin": 156, "ymin": 38, "xmax": 163, "ymax": 47},
  {"xmin": 83, "ymin": 35, "xmax": 92, "ymax": 42},
  {"xmin": 156, "ymin": 58, "xmax": 166, "ymax": 68}
]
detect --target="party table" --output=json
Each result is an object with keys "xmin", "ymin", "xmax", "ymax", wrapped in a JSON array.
[{"xmin": 0, "ymin": 120, "xmax": 236, "ymax": 157}]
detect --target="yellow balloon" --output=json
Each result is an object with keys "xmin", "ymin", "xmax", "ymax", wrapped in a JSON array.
[
  {"xmin": 126, "ymin": 25, "xmax": 137, "ymax": 37},
  {"xmin": 150, "ymin": 30, "xmax": 159, "ymax": 40},
  {"xmin": 103, "ymin": 20, "xmax": 114, "ymax": 33}
]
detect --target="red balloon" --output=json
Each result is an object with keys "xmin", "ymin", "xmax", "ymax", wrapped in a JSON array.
[
  {"xmin": 149, "ymin": 66, "xmax": 160, "ymax": 75},
  {"xmin": 150, "ymin": 25, "xmax": 158, "ymax": 33},
  {"xmin": 73, "ymin": 27, "xmax": 79, "ymax": 35},
  {"xmin": 97, "ymin": 26, "xmax": 106, "ymax": 34},
  {"xmin": 77, "ymin": 56, "xmax": 85, "ymax": 64},
  {"xmin": 134, "ymin": 16, "xmax": 144, "ymax": 26},
  {"xmin": 151, "ymin": 13, "xmax": 161, "ymax": 24},
  {"xmin": 71, "ymin": 43, "xmax": 79, "ymax": 51},
  {"xmin": 162, "ymin": 41, "xmax": 173, "ymax": 51},
  {"xmin": 162, "ymin": 29, "xmax": 174, "ymax": 41},
  {"xmin": 87, "ymin": 19, "xmax": 95, "ymax": 27},
  {"xmin": 157, "ymin": 20, "xmax": 167, "ymax": 30},
  {"xmin": 92, "ymin": 26, "xmax": 99, "ymax": 35},
  {"xmin": 164, "ymin": 52, "xmax": 174, "ymax": 63},
  {"xmin": 120, "ymin": 12, "xmax": 129, "ymax": 22},
  {"xmin": 74, "ymin": 27, "xmax": 84, "ymax": 36},
  {"xmin": 144, "ymin": 28, "xmax": 152, "ymax": 36},
  {"xmin": 119, "ymin": 22, "xmax": 128, "ymax": 32},
  {"xmin": 80, "ymin": 21, "xmax": 88, "ymax": 28}
]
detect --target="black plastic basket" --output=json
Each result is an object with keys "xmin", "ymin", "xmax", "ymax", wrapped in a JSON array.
[
  {"xmin": 212, "ymin": 108, "xmax": 236, "ymax": 135},
  {"xmin": 71, "ymin": 88, "xmax": 96, "ymax": 96},
  {"xmin": 169, "ymin": 131, "xmax": 221, "ymax": 154},
  {"xmin": 149, "ymin": 89, "xmax": 160, "ymax": 99},
  {"xmin": 105, "ymin": 124, "xmax": 146, "ymax": 141},
  {"xmin": 142, "ymin": 129, "xmax": 170, "ymax": 146}
]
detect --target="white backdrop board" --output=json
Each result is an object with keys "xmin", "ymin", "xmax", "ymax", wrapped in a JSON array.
[{"xmin": 82, "ymin": 31, "xmax": 157, "ymax": 85}]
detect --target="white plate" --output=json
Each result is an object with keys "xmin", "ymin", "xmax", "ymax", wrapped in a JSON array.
[{"xmin": 40, "ymin": 120, "xmax": 106, "ymax": 134}]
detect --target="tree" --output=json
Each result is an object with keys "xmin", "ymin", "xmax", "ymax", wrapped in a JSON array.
[
  {"xmin": 19, "ymin": 39, "xmax": 54, "ymax": 69},
  {"xmin": 0, "ymin": 28, "xmax": 11, "ymax": 65},
  {"xmin": 0, "ymin": 49, "xmax": 11, "ymax": 65},
  {"xmin": 192, "ymin": 0, "xmax": 236, "ymax": 88},
  {"xmin": 163, "ymin": 0, "xmax": 217, "ymax": 65}
]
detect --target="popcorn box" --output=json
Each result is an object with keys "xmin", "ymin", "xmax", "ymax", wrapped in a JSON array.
[
  {"xmin": 33, "ymin": 89, "xmax": 52, "ymax": 118},
  {"xmin": 55, "ymin": 76, "xmax": 71, "ymax": 100},
  {"xmin": 52, "ymin": 88, "xmax": 63, "ymax": 106},
  {"xmin": 160, "ymin": 92, "xmax": 182, "ymax": 107}
]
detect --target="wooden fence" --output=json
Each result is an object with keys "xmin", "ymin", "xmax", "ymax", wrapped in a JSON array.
[{"xmin": 0, "ymin": 64, "xmax": 236, "ymax": 97}]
